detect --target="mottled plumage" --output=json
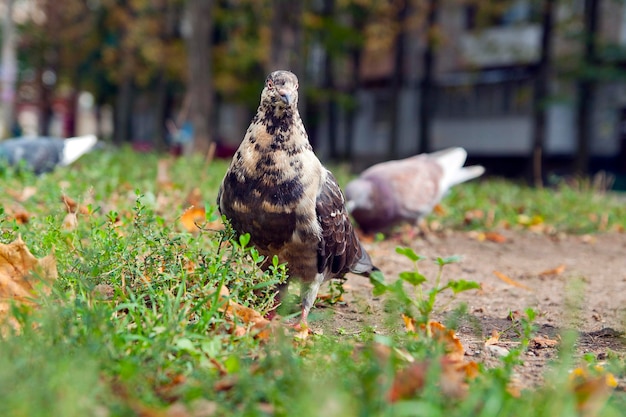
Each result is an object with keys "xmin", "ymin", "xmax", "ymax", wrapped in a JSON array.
[
  {"xmin": 0, "ymin": 135, "xmax": 98, "ymax": 174},
  {"xmin": 218, "ymin": 70, "xmax": 378, "ymax": 325},
  {"xmin": 345, "ymin": 148, "xmax": 485, "ymax": 233}
]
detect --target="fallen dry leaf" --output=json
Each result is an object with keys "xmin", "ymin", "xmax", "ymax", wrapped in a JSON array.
[
  {"xmin": 538, "ymin": 264, "xmax": 566, "ymax": 277},
  {"xmin": 530, "ymin": 335, "xmax": 559, "ymax": 349},
  {"xmin": 484, "ymin": 231, "xmax": 507, "ymax": 243},
  {"xmin": 493, "ymin": 270, "xmax": 531, "ymax": 291},
  {"xmin": 418, "ymin": 321, "xmax": 465, "ymax": 361},
  {"xmin": 433, "ymin": 204, "xmax": 446, "ymax": 216},
  {"xmin": 62, "ymin": 212, "xmax": 78, "ymax": 231},
  {"xmin": 61, "ymin": 194, "xmax": 90, "ymax": 215},
  {"xmin": 180, "ymin": 206, "xmax": 207, "ymax": 233},
  {"xmin": 9, "ymin": 210, "xmax": 30, "ymax": 224},
  {"xmin": 211, "ymin": 286, "xmax": 271, "ymax": 340},
  {"xmin": 0, "ymin": 238, "xmax": 58, "ymax": 329},
  {"xmin": 6, "ymin": 186, "xmax": 38, "ymax": 202},
  {"xmin": 484, "ymin": 329, "xmax": 500, "ymax": 346},
  {"xmin": 388, "ymin": 355, "xmax": 478, "ymax": 402},
  {"xmin": 570, "ymin": 366, "xmax": 618, "ymax": 417},
  {"xmin": 464, "ymin": 209, "xmax": 484, "ymax": 224},
  {"xmin": 157, "ymin": 158, "xmax": 174, "ymax": 189},
  {"xmin": 402, "ymin": 314, "xmax": 416, "ymax": 333}
]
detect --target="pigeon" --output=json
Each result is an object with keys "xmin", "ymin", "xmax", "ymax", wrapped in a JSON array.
[
  {"xmin": 344, "ymin": 147, "xmax": 485, "ymax": 234},
  {"xmin": 217, "ymin": 70, "xmax": 378, "ymax": 326},
  {"xmin": 0, "ymin": 135, "xmax": 98, "ymax": 174}
]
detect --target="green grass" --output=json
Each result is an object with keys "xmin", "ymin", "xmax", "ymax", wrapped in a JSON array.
[{"xmin": 0, "ymin": 147, "xmax": 624, "ymax": 416}]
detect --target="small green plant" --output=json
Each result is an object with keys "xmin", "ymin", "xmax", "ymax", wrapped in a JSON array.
[{"xmin": 370, "ymin": 246, "xmax": 480, "ymax": 326}]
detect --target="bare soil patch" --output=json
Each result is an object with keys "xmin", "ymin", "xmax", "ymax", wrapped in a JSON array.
[{"xmin": 317, "ymin": 230, "xmax": 626, "ymax": 388}]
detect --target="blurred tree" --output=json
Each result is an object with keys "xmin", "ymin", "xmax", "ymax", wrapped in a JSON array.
[
  {"xmin": 531, "ymin": 0, "xmax": 556, "ymax": 187},
  {"xmin": 185, "ymin": 0, "xmax": 215, "ymax": 155},
  {"xmin": 574, "ymin": 0, "xmax": 599, "ymax": 175},
  {"xmin": 418, "ymin": 0, "xmax": 438, "ymax": 154},
  {"xmin": 270, "ymin": 0, "xmax": 303, "ymax": 74},
  {"xmin": 388, "ymin": 0, "xmax": 409, "ymax": 160},
  {"xmin": 1, "ymin": 0, "xmax": 17, "ymax": 139}
]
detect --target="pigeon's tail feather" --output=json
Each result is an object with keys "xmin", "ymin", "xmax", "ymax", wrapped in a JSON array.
[
  {"xmin": 430, "ymin": 147, "xmax": 467, "ymax": 170},
  {"xmin": 433, "ymin": 147, "xmax": 484, "ymax": 190},
  {"xmin": 447, "ymin": 165, "xmax": 485, "ymax": 188},
  {"xmin": 350, "ymin": 242, "xmax": 378, "ymax": 277},
  {"xmin": 61, "ymin": 135, "xmax": 98, "ymax": 166}
]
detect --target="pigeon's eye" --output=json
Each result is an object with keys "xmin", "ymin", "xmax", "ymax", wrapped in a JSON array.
[
  {"xmin": 294, "ymin": 83, "xmax": 299, "ymax": 90},
  {"xmin": 266, "ymin": 80, "xmax": 274, "ymax": 89}
]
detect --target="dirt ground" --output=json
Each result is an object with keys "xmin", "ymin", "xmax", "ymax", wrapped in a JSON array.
[{"xmin": 317, "ymin": 229, "xmax": 626, "ymax": 388}]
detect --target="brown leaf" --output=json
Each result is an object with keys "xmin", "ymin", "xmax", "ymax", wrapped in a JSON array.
[
  {"xmin": 464, "ymin": 209, "xmax": 484, "ymax": 225},
  {"xmin": 388, "ymin": 355, "xmax": 478, "ymax": 402},
  {"xmin": 402, "ymin": 314, "xmax": 416, "ymax": 333},
  {"xmin": 61, "ymin": 195, "xmax": 90, "ymax": 215},
  {"xmin": 10, "ymin": 210, "xmax": 31, "ymax": 224},
  {"xmin": 493, "ymin": 270, "xmax": 531, "ymax": 291},
  {"xmin": 484, "ymin": 329, "xmax": 500, "ymax": 346},
  {"xmin": 211, "ymin": 287, "xmax": 271, "ymax": 340},
  {"xmin": 0, "ymin": 238, "xmax": 58, "ymax": 329},
  {"xmin": 419, "ymin": 321, "xmax": 465, "ymax": 361},
  {"xmin": 530, "ymin": 335, "xmax": 559, "ymax": 349},
  {"xmin": 157, "ymin": 158, "xmax": 174, "ymax": 189},
  {"xmin": 7, "ymin": 186, "xmax": 37, "ymax": 202},
  {"xmin": 433, "ymin": 204, "xmax": 446, "ymax": 216},
  {"xmin": 62, "ymin": 212, "xmax": 78, "ymax": 231},
  {"xmin": 180, "ymin": 207, "xmax": 207, "ymax": 233},
  {"xmin": 388, "ymin": 361, "xmax": 428, "ymax": 402},
  {"xmin": 538, "ymin": 264, "xmax": 566, "ymax": 277},
  {"xmin": 484, "ymin": 231, "xmax": 507, "ymax": 243},
  {"xmin": 571, "ymin": 366, "xmax": 618, "ymax": 417}
]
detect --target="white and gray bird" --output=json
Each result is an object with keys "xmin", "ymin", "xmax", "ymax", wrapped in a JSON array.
[
  {"xmin": 217, "ymin": 70, "xmax": 378, "ymax": 327},
  {"xmin": 0, "ymin": 135, "xmax": 98, "ymax": 174},
  {"xmin": 344, "ymin": 147, "xmax": 485, "ymax": 234}
]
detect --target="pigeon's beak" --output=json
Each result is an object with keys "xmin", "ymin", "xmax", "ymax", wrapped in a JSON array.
[{"xmin": 278, "ymin": 88, "xmax": 294, "ymax": 106}]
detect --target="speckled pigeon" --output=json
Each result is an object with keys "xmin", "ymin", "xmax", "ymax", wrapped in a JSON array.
[
  {"xmin": 0, "ymin": 135, "xmax": 98, "ymax": 174},
  {"xmin": 344, "ymin": 147, "xmax": 485, "ymax": 234},
  {"xmin": 217, "ymin": 70, "xmax": 379, "ymax": 326}
]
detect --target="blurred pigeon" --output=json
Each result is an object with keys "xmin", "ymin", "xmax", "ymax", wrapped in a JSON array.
[
  {"xmin": 0, "ymin": 135, "xmax": 98, "ymax": 174},
  {"xmin": 218, "ymin": 70, "xmax": 378, "ymax": 327},
  {"xmin": 344, "ymin": 147, "xmax": 485, "ymax": 234}
]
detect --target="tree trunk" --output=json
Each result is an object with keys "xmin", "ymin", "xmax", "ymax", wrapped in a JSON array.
[
  {"xmin": 323, "ymin": 0, "xmax": 338, "ymax": 160},
  {"xmin": 185, "ymin": 0, "xmax": 214, "ymax": 155},
  {"xmin": 388, "ymin": 0, "xmax": 409, "ymax": 160},
  {"xmin": 1, "ymin": 0, "xmax": 17, "ymax": 139},
  {"xmin": 270, "ymin": 0, "xmax": 303, "ymax": 75},
  {"xmin": 345, "ymin": 4, "xmax": 367, "ymax": 162},
  {"xmin": 530, "ymin": 0, "xmax": 555, "ymax": 187},
  {"xmin": 574, "ymin": 0, "xmax": 599, "ymax": 175},
  {"xmin": 113, "ymin": 75, "xmax": 133, "ymax": 145},
  {"xmin": 418, "ymin": 0, "xmax": 438, "ymax": 154}
]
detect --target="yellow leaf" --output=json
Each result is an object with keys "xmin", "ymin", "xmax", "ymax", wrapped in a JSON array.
[
  {"xmin": 402, "ymin": 314, "xmax": 416, "ymax": 333},
  {"xmin": 180, "ymin": 206, "xmax": 207, "ymax": 233},
  {"xmin": 538, "ymin": 264, "xmax": 566, "ymax": 277},
  {"xmin": 493, "ymin": 270, "xmax": 531, "ymax": 291},
  {"xmin": 484, "ymin": 329, "xmax": 500, "ymax": 346}
]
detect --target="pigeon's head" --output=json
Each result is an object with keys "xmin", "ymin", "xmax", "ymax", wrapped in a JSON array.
[
  {"xmin": 261, "ymin": 70, "xmax": 299, "ymax": 110},
  {"xmin": 344, "ymin": 178, "xmax": 375, "ymax": 213}
]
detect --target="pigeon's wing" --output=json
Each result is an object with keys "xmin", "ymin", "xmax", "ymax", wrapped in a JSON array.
[
  {"xmin": 316, "ymin": 170, "xmax": 375, "ymax": 277},
  {"xmin": 362, "ymin": 155, "xmax": 443, "ymax": 218}
]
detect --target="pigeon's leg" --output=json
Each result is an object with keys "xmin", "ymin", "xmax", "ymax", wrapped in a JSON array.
[{"xmin": 299, "ymin": 273, "xmax": 325, "ymax": 327}]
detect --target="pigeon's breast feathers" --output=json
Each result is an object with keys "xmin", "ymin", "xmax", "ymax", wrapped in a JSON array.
[{"xmin": 218, "ymin": 71, "xmax": 323, "ymax": 246}]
